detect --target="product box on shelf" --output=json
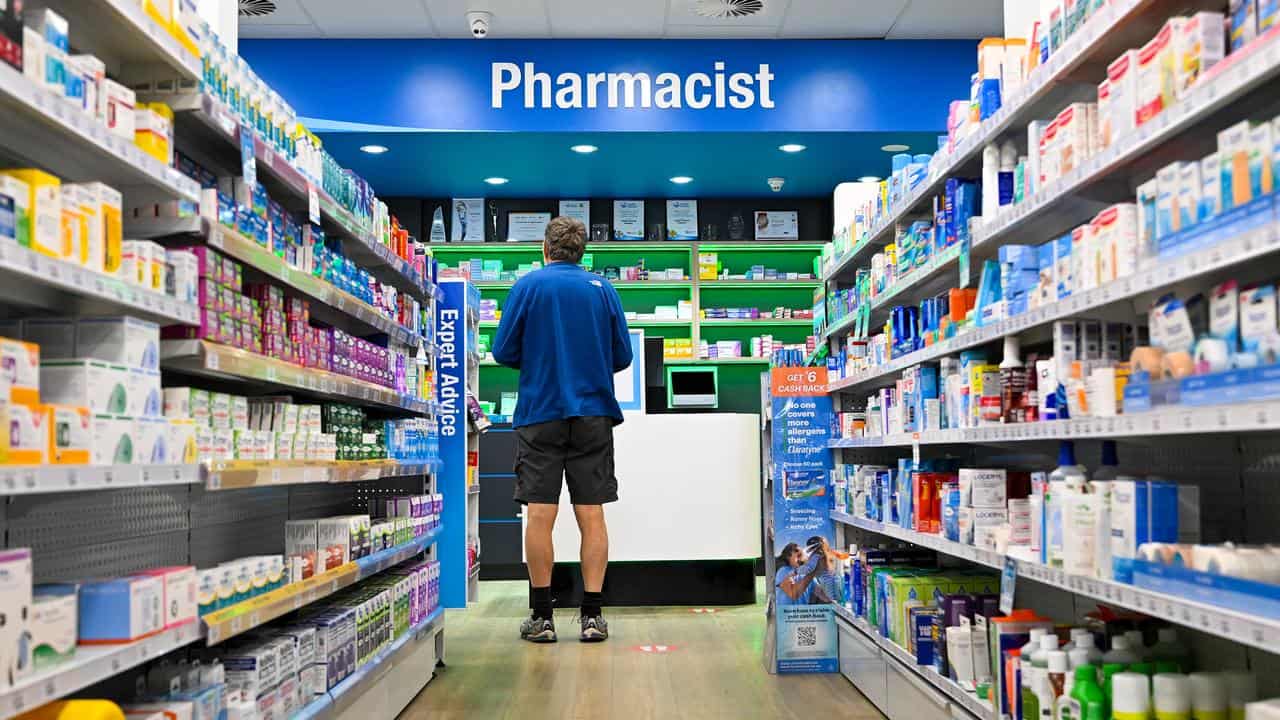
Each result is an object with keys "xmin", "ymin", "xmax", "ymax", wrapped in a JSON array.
[
  {"xmin": 78, "ymin": 574, "xmax": 164, "ymax": 643},
  {"xmin": 77, "ymin": 317, "xmax": 160, "ymax": 371},
  {"xmin": 40, "ymin": 360, "xmax": 130, "ymax": 415},
  {"xmin": 30, "ymin": 584, "xmax": 76, "ymax": 670},
  {"xmin": 47, "ymin": 404, "xmax": 90, "ymax": 464},
  {"xmin": 7, "ymin": 402, "xmax": 47, "ymax": 465},
  {"xmin": 0, "ymin": 169, "xmax": 60, "ymax": 259},
  {"xmin": 0, "ymin": 549, "xmax": 32, "ymax": 687},
  {"xmin": 138, "ymin": 566, "xmax": 198, "ymax": 629},
  {"xmin": 91, "ymin": 414, "xmax": 136, "ymax": 465},
  {"xmin": 0, "ymin": 175, "xmax": 30, "ymax": 248},
  {"xmin": 1, "ymin": 336, "xmax": 39, "ymax": 404}
]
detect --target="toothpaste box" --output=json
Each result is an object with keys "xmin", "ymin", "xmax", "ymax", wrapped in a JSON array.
[
  {"xmin": 40, "ymin": 360, "xmax": 129, "ymax": 415},
  {"xmin": 1102, "ymin": 50, "xmax": 1139, "ymax": 147},
  {"xmin": 1176, "ymin": 12, "xmax": 1226, "ymax": 99},
  {"xmin": 1156, "ymin": 162, "xmax": 1183, "ymax": 239},
  {"xmin": 47, "ymin": 405, "xmax": 90, "ymax": 464},
  {"xmin": 1200, "ymin": 152, "xmax": 1222, "ymax": 222},
  {"xmin": 91, "ymin": 414, "xmax": 135, "ymax": 465},
  {"xmin": 1229, "ymin": 0, "xmax": 1258, "ymax": 52},
  {"xmin": 78, "ymin": 574, "xmax": 164, "ymax": 643},
  {"xmin": 137, "ymin": 566, "xmax": 197, "ymax": 629},
  {"xmin": 1220, "ymin": 120, "xmax": 1253, "ymax": 210},
  {"xmin": 1137, "ymin": 178, "xmax": 1158, "ymax": 257},
  {"xmin": 7, "ymin": 402, "xmax": 47, "ymax": 464},
  {"xmin": 77, "ymin": 316, "xmax": 159, "ymax": 371},
  {"xmin": 1136, "ymin": 19, "xmax": 1181, "ymax": 126},
  {"xmin": 31, "ymin": 585, "xmax": 77, "ymax": 670},
  {"xmin": 1248, "ymin": 120, "xmax": 1274, "ymax": 198},
  {"xmin": 1177, "ymin": 161, "xmax": 1203, "ymax": 231},
  {"xmin": 0, "ymin": 337, "xmax": 39, "ymax": 404}
]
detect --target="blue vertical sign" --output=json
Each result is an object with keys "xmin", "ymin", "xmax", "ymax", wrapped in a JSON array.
[
  {"xmin": 437, "ymin": 279, "xmax": 468, "ymax": 609},
  {"xmin": 770, "ymin": 368, "xmax": 838, "ymax": 674}
]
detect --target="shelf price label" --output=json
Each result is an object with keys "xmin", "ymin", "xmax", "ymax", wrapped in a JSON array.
[{"xmin": 307, "ymin": 183, "xmax": 321, "ymax": 225}]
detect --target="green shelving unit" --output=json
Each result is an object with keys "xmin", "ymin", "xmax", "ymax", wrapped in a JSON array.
[{"xmin": 431, "ymin": 241, "xmax": 825, "ymax": 414}]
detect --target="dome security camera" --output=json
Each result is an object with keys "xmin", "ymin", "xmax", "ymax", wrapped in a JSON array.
[
  {"xmin": 468, "ymin": 10, "xmax": 491, "ymax": 38},
  {"xmin": 767, "ymin": 177, "xmax": 785, "ymax": 192}
]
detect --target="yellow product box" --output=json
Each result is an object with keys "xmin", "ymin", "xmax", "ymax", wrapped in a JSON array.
[
  {"xmin": 1, "ymin": 169, "xmax": 61, "ymax": 258},
  {"xmin": 47, "ymin": 405, "xmax": 91, "ymax": 464},
  {"xmin": 698, "ymin": 252, "xmax": 718, "ymax": 280},
  {"xmin": 168, "ymin": 418, "xmax": 197, "ymax": 464},
  {"xmin": 0, "ymin": 175, "xmax": 31, "ymax": 248},
  {"xmin": 120, "ymin": 240, "xmax": 149, "ymax": 287},
  {"xmin": 59, "ymin": 192, "xmax": 83, "ymax": 264},
  {"xmin": 146, "ymin": 241, "xmax": 167, "ymax": 292},
  {"xmin": 1, "ymin": 337, "xmax": 39, "ymax": 404},
  {"xmin": 143, "ymin": 0, "xmax": 173, "ymax": 29},
  {"xmin": 62, "ymin": 184, "xmax": 96, "ymax": 270},
  {"xmin": 135, "ymin": 104, "xmax": 174, "ymax": 166},
  {"xmin": 8, "ymin": 402, "xmax": 48, "ymax": 464},
  {"xmin": 66, "ymin": 183, "xmax": 116, "ymax": 273}
]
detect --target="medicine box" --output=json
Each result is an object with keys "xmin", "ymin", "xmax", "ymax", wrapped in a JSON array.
[
  {"xmin": 0, "ymin": 337, "xmax": 39, "ymax": 404},
  {"xmin": 0, "ymin": 175, "xmax": 30, "ymax": 248},
  {"xmin": 1177, "ymin": 162, "xmax": 1202, "ymax": 232},
  {"xmin": 959, "ymin": 469, "xmax": 1007, "ymax": 508},
  {"xmin": 1219, "ymin": 120, "xmax": 1252, "ymax": 210},
  {"xmin": 1200, "ymin": 153, "xmax": 1222, "ymax": 222},
  {"xmin": 168, "ymin": 419, "xmax": 197, "ymax": 464},
  {"xmin": 1247, "ymin": 121, "xmax": 1274, "ymax": 198},
  {"xmin": 1135, "ymin": 20, "xmax": 1179, "ymax": 126},
  {"xmin": 0, "ymin": 549, "xmax": 32, "ymax": 686},
  {"xmin": 78, "ymin": 316, "xmax": 159, "ymax": 371},
  {"xmin": 40, "ymin": 360, "xmax": 129, "ymax": 415},
  {"xmin": 1176, "ymin": 12, "xmax": 1225, "ymax": 98},
  {"xmin": 47, "ymin": 405, "xmax": 90, "ymax": 464},
  {"xmin": 1156, "ymin": 162, "xmax": 1182, "ymax": 238},
  {"xmin": 101, "ymin": 78, "xmax": 136, "ymax": 140},
  {"xmin": 30, "ymin": 585, "xmax": 76, "ymax": 670},
  {"xmin": 7, "ymin": 403, "xmax": 46, "ymax": 465},
  {"xmin": 136, "ymin": 417, "xmax": 168, "ymax": 464},
  {"xmin": 1110, "ymin": 479, "xmax": 1178, "ymax": 582},
  {"xmin": 129, "ymin": 368, "xmax": 162, "ymax": 418},
  {"xmin": 0, "ymin": 169, "xmax": 60, "ymax": 258},
  {"xmin": 1102, "ymin": 50, "xmax": 1139, "ymax": 147},
  {"xmin": 1229, "ymin": 0, "xmax": 1258, "ymax": 52},
  {"xmin": 222, "ymin": 644, "xmax": 278, "ymax": 699},
  {"xmin": 92, "ymin": 414, "xmax": 135, "ymax": 465},
  {"xmin": 138, "ymin": 566, "xmax": 197, "ymax": 629},
  {"xmin": 79, "ymin": 574, "xmax": 164, "ymax": 643},
  {"xmin": 163, "ymin": 387, "xmax": 208, "ymax": 422},
  {"xmin": 75, "ymin": 182, "xmax": 121, "ymax": 275},
  {"xmin": 1091, "ymin": 203, "xmax": 1138, "ymax": 283}
]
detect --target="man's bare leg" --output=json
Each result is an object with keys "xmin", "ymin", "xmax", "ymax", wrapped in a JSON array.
[{"xmin": 574, "ymin": 504, "xmax": 609, "ymax": 641}]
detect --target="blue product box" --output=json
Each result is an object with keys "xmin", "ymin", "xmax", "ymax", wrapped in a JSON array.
[
  {"xmin": 79, "ymin": 575, "xmax": 164, "ymax": 643},
  {"xmin": 998, "ymin": 245, "xmax": 1039, "ymax": 270},
  {"xmin": 1133, "ymin": 559, "xmax": 1280, "ymax": 620},
  {"xmin": 1157, "ymin": 190, "xmax": 1276, "ymax": 257},
  {"xmin": 911, "ymin": 607, "xmax": 940, "ymax": 665}
]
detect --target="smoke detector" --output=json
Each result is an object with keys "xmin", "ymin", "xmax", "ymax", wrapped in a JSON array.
[
  {"xmin": 691, "ymin": 0, "xmax": 765, "ymax": 19},
  {"xmin": 239, "ymin": 0, "xmax": 278, "ymax": 17}
]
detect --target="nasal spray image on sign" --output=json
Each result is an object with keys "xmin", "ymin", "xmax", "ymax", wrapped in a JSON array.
[{"xmin": 767, "ymin": 367, "xmax": 840, "ymax": 674}]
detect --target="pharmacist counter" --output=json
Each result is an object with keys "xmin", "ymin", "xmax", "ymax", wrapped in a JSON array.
[{"xmin": 479, "ymin": 412, "xmax": 762, "ymax": 605}]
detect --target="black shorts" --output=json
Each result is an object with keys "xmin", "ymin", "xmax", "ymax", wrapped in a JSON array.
[{"xmin": 513, "ymin": 416, "xmax": 618, "ymax": 505}]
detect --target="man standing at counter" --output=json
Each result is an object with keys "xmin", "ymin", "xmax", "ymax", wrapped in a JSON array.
[{"xmin": 493, "ymin": 216, "xmax": 633, "ymax": 644}]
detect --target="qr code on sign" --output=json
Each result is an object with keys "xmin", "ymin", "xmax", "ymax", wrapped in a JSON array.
[{"xmin": 796, "ymin": 625, "xmax": 817, "ymax": 647}]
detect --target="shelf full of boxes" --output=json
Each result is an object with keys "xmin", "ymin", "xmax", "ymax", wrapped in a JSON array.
[
  {"xmin": 818, "ymin": 4, "xmax": 1280, "ymax": 720},
  {"xmin": 0, "ymin": 2, "xmax": 454, "ymax": 719},
  {"xmin": 432, "ymin": 241, "xmax": 825, "ymax": 419}
]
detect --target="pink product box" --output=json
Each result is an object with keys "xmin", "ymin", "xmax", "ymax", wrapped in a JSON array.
[
  {"xmin": 199, "ymin": 278, "xmax": 223, "ymax": 312},
  {"xmin": 222, "ymin": 258, "xmax": 241, "ymax": 292},
  {"xmin": 238, "ymin": 295, "xmax": 253, "ymax": 323},
  {"xmin": 174, "ymin": 245, "xmax": 226, "ymax": 283}
]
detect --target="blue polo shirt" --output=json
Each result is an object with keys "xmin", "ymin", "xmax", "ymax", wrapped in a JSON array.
[{"xmin": 492, "ymin": 261, "xmax": 633, "ymax": 427}]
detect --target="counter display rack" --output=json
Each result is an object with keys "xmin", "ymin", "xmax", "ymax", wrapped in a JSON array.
[{"xmin": 0, "ymin": 3, "xmax": 453, "ymax": 717}]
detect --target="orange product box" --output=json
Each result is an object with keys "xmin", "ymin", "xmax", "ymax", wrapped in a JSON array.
[
  {"xmin": 1, "ymin": 337, "xmax": 39, "ymax": 404},
  {"xmin": 47, "ymin": 405, "xmax": 90, "ymax": 464},
  {"xmin": 8, "ymin": 402, "xmax": 47, "ymax": 465}
]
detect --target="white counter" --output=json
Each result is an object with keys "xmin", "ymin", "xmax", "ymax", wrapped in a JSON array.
[{"xmin": 535, "ymin": 412, "xmax": 763, "ymax": 562}]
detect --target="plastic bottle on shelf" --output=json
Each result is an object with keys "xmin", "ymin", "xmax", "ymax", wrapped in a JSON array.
[
  {"xmin": 1075, "ymin": 634, "xmax": 1103, "ymax": 666},
  {"xmin": 1000, "ymin": 335, "xmax": 1028, "ymax": 423},
  {"xmin": 1154, "ymin": 673, "xmax": 1193, "ymax": 720},
  {"xmin": 1022, "ymin": 627, "xmax": 1050, "ymax": 695},
  {"xmin": 1149, "ymin": 628, "xmax": 1192, "ymax": 673},
  {"xmin": 1223, "ymin": 672, "xmax": 1258, "ymax": 720},
  {"xmin": 1103, "ymin": 636, "xmax": 1141, "ymax": 666},
  {"xmin": 1061, "ymin": 648, "xmax": 1091, "ymax": 703},
  {"xmin": 1124, "ymin": 629, "xmax": 1148, "ymax": 660},
  {"xmin": 1062, "ymin": 627, "xmax": 1090, "ymax": 652},
  {"xmin": 1046, "ymin": 440, "xmax": 1088, "ymax": 567},
  {"xmin": 1093, "ymin": 441, "xmax": 1120, "ymax": 481},
  {"xmin": 999, "ymin": 139, "xmax": 1018, "ymax": 207},
  {"xmin": 1058, "ymin": 664, "xmax": 1107, "ymax": 720},
  {"xmin": 1112, "ymin": 672, "xmax": 1152, "ymax": 720},
  {"xmin": 983, "ymin": 143, "xmax": 1001, "ymax": 219},
  {"xmin": 1190, "ymin": 673, "xmax": 1229, "ymax": 720},
  {"xmin": 1037, "ymin": 650, "xmax": 1068, "ymax": 720}
]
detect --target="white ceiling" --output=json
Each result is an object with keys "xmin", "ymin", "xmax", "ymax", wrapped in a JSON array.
[{"xmin": 239, "ymin": 0, "xmax": 1005, "ymax": 40}]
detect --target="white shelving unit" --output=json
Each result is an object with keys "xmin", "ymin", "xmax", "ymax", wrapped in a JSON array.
[
  {"xmin": 818, "ymin": 6, "xmax": 1280, "ymax": 720},
  {"xmin": 0, "ymin": 3, "xmax": 452, "ymax": 718}
]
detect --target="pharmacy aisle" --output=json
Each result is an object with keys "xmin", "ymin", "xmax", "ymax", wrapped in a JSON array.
[
  {"xmin": 820, "ymin": 3, "xmax": 1280, "ymax": 720},
  {"xmin": 0, "ymin": 2, "xmax": 458, "ymax": 719}
]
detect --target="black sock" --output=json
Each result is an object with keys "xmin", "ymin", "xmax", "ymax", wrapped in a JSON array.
[
  {"xmin": 581, "ymin": 591, "xmax": 604, "ymax": 618},
  {"xmin": 530, "ymin": 585, "xmax": 553, "ymax": 621}
]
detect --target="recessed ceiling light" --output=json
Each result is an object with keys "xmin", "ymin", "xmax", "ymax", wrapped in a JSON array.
[
  {"xmin": 858, "ymin": 176, "xmax": 881, "ymax": 183},
  {"xmin": 570, "ymin": 144, "xmax": 599, "ymax": 154},
  {"xmin": 669, "ymin": 176, "xmax": 694, "ymax": 185},
  {"xmin": 881, "ymin": 144, "xmax": 910, "ymax": 153},
  {"xmin": 484, "ymin": 177, "xmax": 509, "ymax": 185},
  {"xmin": 778, "ymin": 143, "xmax": 807, "ymax": 153},
  {"xmin": 360, "ymin": 144, "xmax": 389, "ymax": 154}
]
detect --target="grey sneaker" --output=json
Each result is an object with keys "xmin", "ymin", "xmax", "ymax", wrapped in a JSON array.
[
  {"xmin": 520, "ymin": 615, "xmax": 557, "ymax": 643},
  {"xmin": 580, "ymin": 615, "xmax": 608, "ymax": 642}
]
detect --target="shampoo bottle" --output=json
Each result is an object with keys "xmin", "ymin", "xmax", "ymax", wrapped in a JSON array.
[
  {"xmin": 1058, "ymin": 665, "xmax": 1106, "ymax": 720},
  {"xmin": 1149, "ymin": 628, "xmax": 1191, "ymax": 673}
]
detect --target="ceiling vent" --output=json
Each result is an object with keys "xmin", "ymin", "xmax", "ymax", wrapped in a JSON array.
[
  {"xmin": 239, "ymin": 0, "xmax": 277, "ymax": 17},
  {"xmin": 691, "ymin": 0, "xmax": 765, "ymax": 19}
]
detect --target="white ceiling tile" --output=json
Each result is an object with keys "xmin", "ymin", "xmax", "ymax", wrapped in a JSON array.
[
  {"xmin": 886, "ymin": 0, "xmax": 1002, "ymax": 38},
  {"xmin": 779, "ymin": 0, "xmax": 908, "ymax": 38},
  {"xmin": 303, "ymin": 0, "xmax": 437, "ymax": 36},
  {"xmin": 238, "ymin": 23, "xmax": 324, "ymax": 38},
  {"xmin": 665, "ymin": 0, "xmax": 789, "ymax": 28},
  {"xmin": 663, "ymin": 24, "xmax": 781, "ymax": 37},
  {"xmin": 547, "ymin": 0, "xmax": 666, "ymax": 38},
  {"xmin": 424, "ymin": 0, "xmax": 551, "ymax": 37},
  {"xmin": 238, "ymin": 0, "xmax": 314, "ymax": 25}
]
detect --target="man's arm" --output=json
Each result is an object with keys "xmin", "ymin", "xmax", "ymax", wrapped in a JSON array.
[
  {"xmin": 607, "ymin": 285, "xmax": 632, "ymax": 373},
  {"xmin": 492, "ymin": 282, "xmax": 526, "ymax": 369}
]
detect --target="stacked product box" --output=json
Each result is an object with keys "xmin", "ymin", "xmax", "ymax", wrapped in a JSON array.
[
  {"xmin": 0, "ymin": 169, "xmax": 124, "ymax": 279},
  {"xmin": 163, "ymin": 387, "xmax": 337, "ymax": 463}
]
